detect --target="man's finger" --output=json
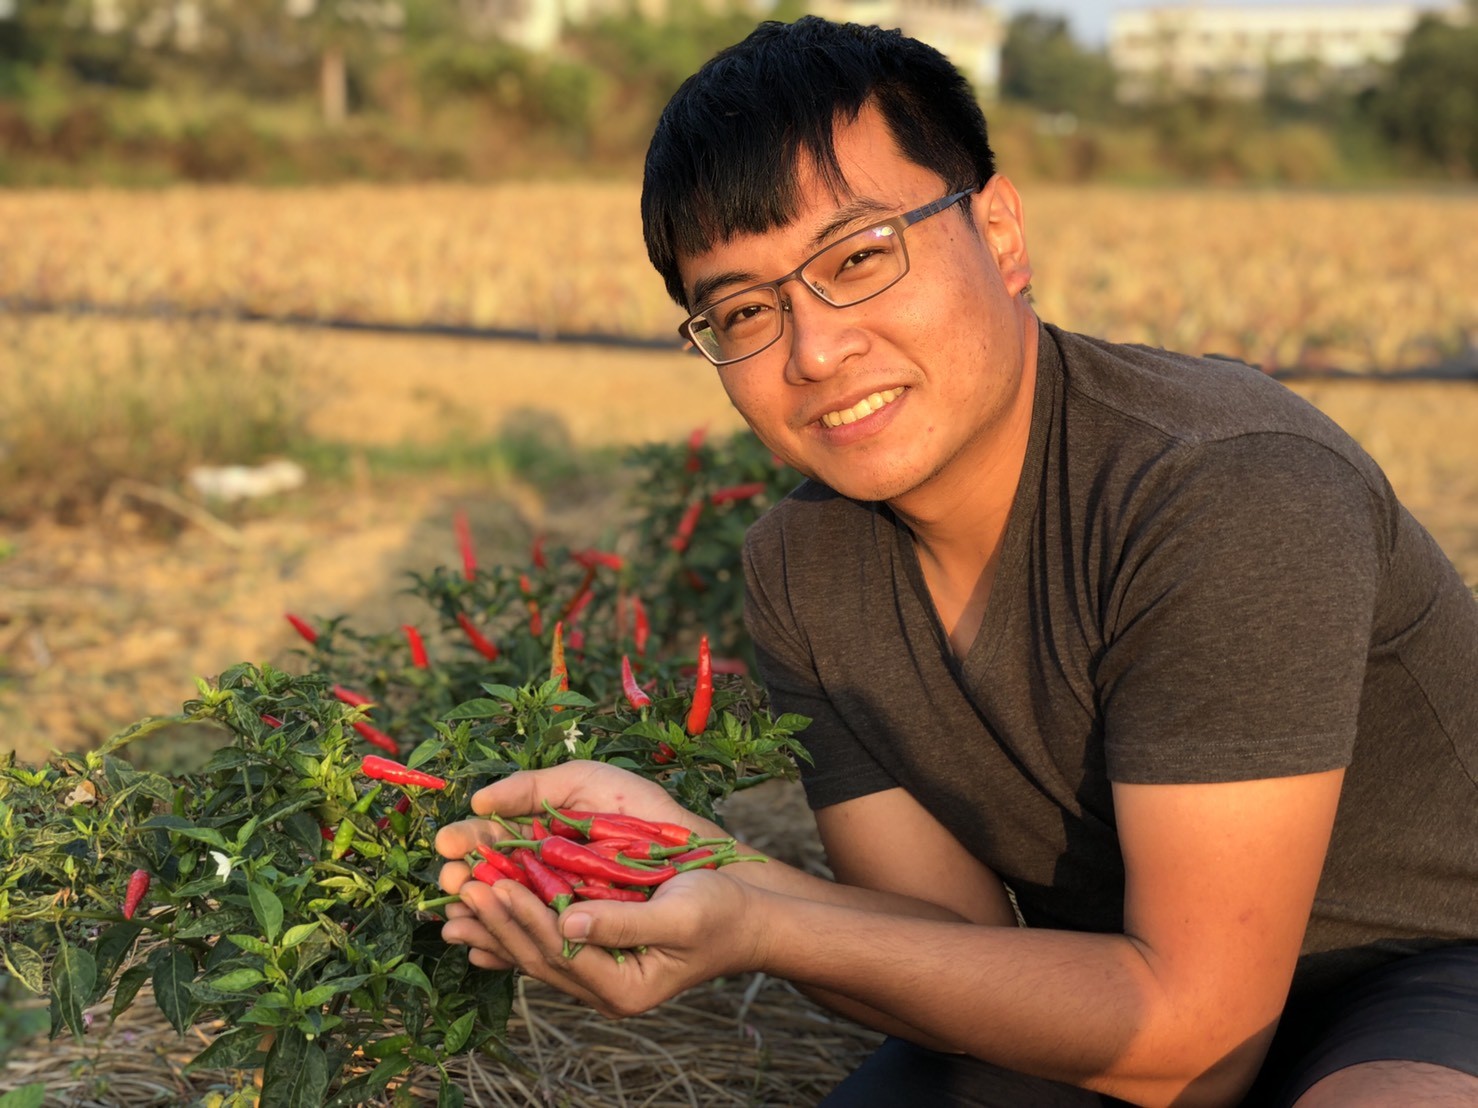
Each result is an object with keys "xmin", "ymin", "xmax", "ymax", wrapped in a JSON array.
[
  {"xmin": 434, "ymin": 816, "xmax": 518, "ymax": 862},
  {"xmin": 469, "ymin": 764, "xmax": 589, "ymax": 818}
]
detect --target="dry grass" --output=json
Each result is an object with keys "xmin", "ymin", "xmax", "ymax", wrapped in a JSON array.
[
  {"xmin": 0, "ymin": 316, "xmax": 313, "ymax": 520},
  {"xmin": 1, "ymin": 184, "xmax": 1474, "ymax": 372}
]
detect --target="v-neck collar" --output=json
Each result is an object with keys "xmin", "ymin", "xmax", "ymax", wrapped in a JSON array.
[{"xmin": 888, "ymin": 321, "xmax": 1062, "ymax": 680}]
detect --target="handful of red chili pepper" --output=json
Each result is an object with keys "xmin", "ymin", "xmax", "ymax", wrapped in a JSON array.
[{"xmin": 462, "ymin": 804, "xmax": 763, "ymax": 961}]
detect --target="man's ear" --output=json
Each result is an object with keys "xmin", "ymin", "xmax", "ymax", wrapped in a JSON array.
[{"xmin": 973, "ymin": 175, "xmax": 1033, "ymax": 298}]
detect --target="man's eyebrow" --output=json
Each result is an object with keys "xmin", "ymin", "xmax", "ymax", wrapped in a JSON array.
[
  {"xmin": 806, "ymin": 196, "xmax": 893, "ymax": 251},
  {"xmin": 690, "ymin": 269, "xmax": 760, "ymax": 313}
]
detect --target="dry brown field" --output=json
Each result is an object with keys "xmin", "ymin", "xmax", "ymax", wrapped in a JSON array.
[{"xmin": 1, "ymin": 183, "xmax": 1475, "ymax": 371}]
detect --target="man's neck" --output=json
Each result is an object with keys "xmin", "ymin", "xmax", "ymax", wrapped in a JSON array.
[{"xmin": 889, "ymin": 320, "xmax": 1039, "ymax": 655}]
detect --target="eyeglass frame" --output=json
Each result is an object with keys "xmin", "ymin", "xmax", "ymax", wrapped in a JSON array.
[{"xmin": 677, "ymin": 187, "xmax": 977, "ymax": 367}]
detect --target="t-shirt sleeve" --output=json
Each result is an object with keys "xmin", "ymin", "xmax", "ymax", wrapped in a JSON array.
[
  {"xmin": 742, "ymin": 514, "xmax": 899, "ymax": 809},
  {"xmin": 1098, "ymin": 432, "xmax": 1389, "ymax": 784}
]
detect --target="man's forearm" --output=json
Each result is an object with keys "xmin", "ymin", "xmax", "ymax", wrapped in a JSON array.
[{"xmin": 749, "ymin": 891, "xmax": 1268, "ymax": 1108}]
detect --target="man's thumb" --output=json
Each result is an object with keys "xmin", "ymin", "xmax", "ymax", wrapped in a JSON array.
[{"xmin": 559, "ymin": 904, "xmax": 642, "ymax": 948}]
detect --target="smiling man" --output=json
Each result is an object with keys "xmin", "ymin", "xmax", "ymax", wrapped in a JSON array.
[{"xmin": 435, "ymin": 17, "xmax": 1478, "ymax": 1107}]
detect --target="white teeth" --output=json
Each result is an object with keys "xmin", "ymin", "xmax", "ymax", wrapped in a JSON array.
[{"xmin": 821, "ymin": 387, "xmax": 905, "ymax": 428}]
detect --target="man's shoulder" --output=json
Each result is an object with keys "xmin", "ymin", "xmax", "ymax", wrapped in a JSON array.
[
  {"xmin": 1047, "ymin": 324, "xmax": 1357, "ymax": 457},
  {"xmin": 745, "ymin": 480, "xmax": 882, "ymax": 574}
]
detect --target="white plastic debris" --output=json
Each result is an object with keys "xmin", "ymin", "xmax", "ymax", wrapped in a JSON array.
[{"xmin": 187, "ymin": 460, "xmax": 307, "ymax": 502}]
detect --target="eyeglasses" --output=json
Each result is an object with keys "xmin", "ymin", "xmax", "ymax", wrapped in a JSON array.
[{"xmin": 679, "ymin": 189, "xmax": 974, "ymax": 367}]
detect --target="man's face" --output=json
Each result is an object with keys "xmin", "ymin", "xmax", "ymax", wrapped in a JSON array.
[{"xmin": 677, "ymin": 105, "xmax": 1036, "ymax": 508}]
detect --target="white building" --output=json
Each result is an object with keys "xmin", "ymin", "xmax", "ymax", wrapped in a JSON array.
[
  {"xmin": 808, "ymin": 0, "xmax": 1005, "ymax": 97},
  {"xmin": 1110, "ymin": 1, "xmax": 1465, "ymax": 101}
]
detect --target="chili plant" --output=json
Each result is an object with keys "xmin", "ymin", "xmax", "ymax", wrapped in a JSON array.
[{"xmin": 0, "ymin": 658, "xmax": 809, "ymax": 1105}]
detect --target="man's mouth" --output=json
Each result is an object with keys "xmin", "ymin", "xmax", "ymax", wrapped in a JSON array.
[{"xmin": 819, "ymin": 387, "xmax": 906, "ymax": 428}]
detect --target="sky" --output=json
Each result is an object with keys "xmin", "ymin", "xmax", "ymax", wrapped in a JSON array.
[{"xmin": 994, "ymin": 0, "xmax": 1462, "ymax": 47}]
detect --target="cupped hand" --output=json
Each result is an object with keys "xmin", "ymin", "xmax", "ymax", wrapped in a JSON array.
[
  {"xmin": 450, "ymin": 865, "xmax": 768, "ymax": 1019},
  {"xmin": 435, "ymin": 760, "xmax": 730, "ymax": 975}
]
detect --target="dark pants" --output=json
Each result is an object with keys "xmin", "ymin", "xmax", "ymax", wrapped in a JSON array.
[{"xmin": 820, "ymin": 946, "xmax": 1478, "ymax": 1108}]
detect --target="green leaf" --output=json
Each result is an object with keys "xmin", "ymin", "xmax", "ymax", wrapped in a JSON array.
[
  {"xmin": 442, "ymin": 1010, "xmax": 475, "ymax": 1055},
  {"xmin": 389, "ymin": 962, "xmax": 435, "ymax": 1000},
  {"xmin": 1, "ymin": 940, "xmax": 44, "ymax": 996},
  {"xmin": 150, "ymin": 946, "xmax": 196, "ymax": 1035},
  {"xmin": 280, "ymin": 922, "xmax": 319, "ymax": 950},
  {"xmin": 50, "ymin": 940, "xmax": 97, "ymax": 1040},
  {"xmin": 0, "ymin": 1084, "xmax": 46, "ymax": 1108},
  {"xmin": 249, "ymin": 881, "xmax": 284, "ymax": 943},
  {"xmin": 437, "ymin": 1077, "xmax": 466, "ymax": 1108},
  {"xmin": 206, "ymin": 968, "xmax": 266, "ymax": 993},
  {"xmin": 110, "ymin": 963, "xmax": 152, "ymax": 1020},
  {"xmin": 226, "ymin": 934, "xmax": 275, "ymax": 957},
  {"xmin": 441, "ymin": 698, "xmax": 506, "ymax": 722},
  {"xmin": 260, "ymin": 1028, "xmax": 329, "ymax": 1108},
  {"xmin": 90, "ymin": 923, "xmax": 143, "ymax": 996},
  {"xmin": 183, "ymin": 1024, "xmax": 266, "ymax": 1074}
]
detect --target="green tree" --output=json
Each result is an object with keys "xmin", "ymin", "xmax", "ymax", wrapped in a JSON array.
[
  {"xmin": 1370, "ymin": 8, "xmax": 1478, "ymax": 174},
  {"xmin": 999, "ymin": 12, "xmax": 1115, "ymax": 119}
]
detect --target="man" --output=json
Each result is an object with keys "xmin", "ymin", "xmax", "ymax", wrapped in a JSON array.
[{"xmin": 436, "ymin": 17, "xmax": 1478, "ymax": 1106}]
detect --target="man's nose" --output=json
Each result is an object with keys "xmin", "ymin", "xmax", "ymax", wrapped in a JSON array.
[{"xmin": 782, "ymin": 287, "xmax": 868, "ymax": 384}]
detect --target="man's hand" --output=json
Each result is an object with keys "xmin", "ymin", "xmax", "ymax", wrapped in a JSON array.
[
  {"xmin": 444, "ymin": 864, "xmax": 767, "ymax": 1018},
  {"xmin": 435, "ymin": 761, "xmax": 737, "ymax": 982}
]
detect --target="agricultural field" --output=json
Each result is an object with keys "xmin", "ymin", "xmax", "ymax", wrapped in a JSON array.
[{"xmin": 1, "ymin": 183, "xmax": 1475, "ymax": 372}]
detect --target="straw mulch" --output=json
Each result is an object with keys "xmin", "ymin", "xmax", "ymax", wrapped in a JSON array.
[{"xmin": 0, "ymin": 782, "xmax": 886, "ymax": 1107}]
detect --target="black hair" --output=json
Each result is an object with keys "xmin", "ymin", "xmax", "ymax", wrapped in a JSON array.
[{"xmin": 641, "ymin": 16, "xmax": 996, "ymax": 309}]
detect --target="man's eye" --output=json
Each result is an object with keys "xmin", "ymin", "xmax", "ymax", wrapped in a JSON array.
[
  {"xmin": 840, "ymin": 247, "xmax": 887, "ymax": 271},
  {"xmin": 722, "ymin": 302, "xmax": 770, "ymax": 330}
]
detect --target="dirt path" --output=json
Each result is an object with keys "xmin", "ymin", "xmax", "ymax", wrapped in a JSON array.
[{"xmin": 2, "ymin": 328, "xmax": 1476, "ymax": 764}]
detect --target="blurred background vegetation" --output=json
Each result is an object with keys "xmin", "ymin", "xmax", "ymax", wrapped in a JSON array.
[{"xmin": 1, "ymin": 0, "xmax": 1474, "ymax": 187}]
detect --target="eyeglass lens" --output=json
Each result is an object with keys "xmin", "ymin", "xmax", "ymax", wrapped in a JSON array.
[{"xmin": 689, "ymin": 222, "xmax": 908, "ymax": 365}]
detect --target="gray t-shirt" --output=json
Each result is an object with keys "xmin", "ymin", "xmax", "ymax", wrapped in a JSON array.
[{"xmin": 743, "ymin": 322, "xmax": 1478, "ymax": 1001}]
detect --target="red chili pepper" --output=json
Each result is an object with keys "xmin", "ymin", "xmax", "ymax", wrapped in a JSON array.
[
  {"xmin": 573, "ymin": 885, "xmax": 648, "ymax": 902},
  {"xmin": 670, "ymin": 499, "xmax": 703, "ymax": 552},
  {"xmin": 519, "ymin": 574, "xmax": 544, "ymax": 637},
  {"xmin": 402, "ymin": 625, "xmax": 430, "ymax": 669},
  {"xmin": 544, "ymin": 802, "xmax": 708, "ymax": 849},
  {"xmin": 474, "ymin": 845, "xmax": 535, "ymax": 890},
  {"xmin": 537, "ymin": 836, "xmax": 678, "ymax": 886},
  {"xmin": 652, "ymin": 741, "xmax": 676, "ymax": 765},
  {"xmin": 454, "ymin": 510, "xmax": 477, "ymax": 579},
  {"xmin": 352, "ymin": 720, "xmax": 399, "ymax": 755},
  {"xmin": 334, "ymin": 684, "xmax": 372, "ymax": 708},
  {"xmin": 585, "ymin": 837, "xmax": 693, "ymax": 862},
  {"xmin": 559, "ymin": 567, "xmax": 596, "ymax": 623},
  {"xmin": 284, "ymin": 612, "xmax": 318, "ymax": 645},
  {"xmin": 569, "ymin": 627, "xmax": 586, "ymax": 653},
  {"xmin": 456, "ymin": 612, "xmax": 500, "ymax": 661},
  {"xmin": 621, "ymin": 655, "xmax": 652, "ymax": 710},
  {"xmin": 121, "ymin": 869, "xmax": 151, "ymax": 920},
  {"xmin": 684, "ymin": 569, "xmax": 708, "ymax": 593},
  {"xmin": 530, "ymin": 533, "xmax": 547, "ymax": 570},
  {"xmin": 511, "ymin": 847, "xmax": 574, "ymax": 914},
  {"xmin": 260, "ymin": 713, "xmax": 284, "ymax": 728},
  {"xmin": 632, "ymin": 596, "xmax": 650, "ymax": 655},
  {"xmin": 528, "ymin": 817, "xmax": 551, "ymax": 842},
  {"xmin": 550, "ymin": 621, "xmax": 569, "ymax": 692},
  {"xmin": 359, "ymin": 755, "xmax": 446, "ymax": 790},
  {"xmin": 709, "ymin": 482, "xmax": 766, "ymax": 505},
  {"xmin": 572, "ymin": 549, "xmax": 623, "ymax": 572},
  {"xmin": 685, "ymin": 425, "xmax": 707, "ymax": 472},
  {"xmin": 686, "ymin": 634, "xmax": 713, "ymax": 737},
  {"xmin": 711, "ymin": 656, "xmax": 750, "ymax": 677}
]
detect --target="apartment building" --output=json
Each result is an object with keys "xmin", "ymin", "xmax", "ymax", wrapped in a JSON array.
[
  {"xmin": 1110, "ymin": 1, "xmax": 1465, "ymax": 100},
  {"xmin": 807, "ymin": 0, "xmax": 1005, "ymax": 96}
]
